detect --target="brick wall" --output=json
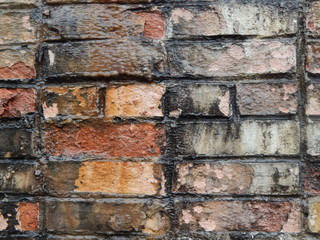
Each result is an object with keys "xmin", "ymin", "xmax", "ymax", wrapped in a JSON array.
[{"xmin": 1, "ymin": 0, "xmax": 320, "ymax": 239}]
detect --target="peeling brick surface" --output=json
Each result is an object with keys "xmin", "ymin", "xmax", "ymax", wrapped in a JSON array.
[{"xmin": 2, "ymin": 0, "xmax": 320, "ymax": 239}]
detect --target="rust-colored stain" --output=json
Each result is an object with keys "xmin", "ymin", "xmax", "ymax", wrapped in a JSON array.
[
  {"xmin": 75, "ymin": 161, "xmax": 165, "ymax": 195},
  {"xmin": 0, "ymin": 62, "xmax": 35, "ymax": 79},
  {"xmin": 136, "ymin": 11, "xmax": 165, "ymax": 39},
  {"xmin": 17, "ymin": 202, "xmax": 39, "ymax": 231},
  {"xmin": 45, "ymin": 122, "xmax": 165, "ymax": 157},
  {"xmin": 0, "ymin": 88, "xmax": 36, "ymax": 117}
]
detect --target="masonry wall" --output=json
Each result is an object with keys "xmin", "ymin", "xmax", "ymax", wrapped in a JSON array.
[{"xmin": 1, "ymin": 0, "xmax": 320, "ymax": 239}]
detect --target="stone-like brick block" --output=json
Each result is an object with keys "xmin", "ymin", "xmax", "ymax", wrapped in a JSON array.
[
  {"xmin": 307, "ymin": 42, "xmax": 320, "ymax": 74},
  {"xmin": 0, "ymin": 88, "xmax": 36, "ymax": 117},
  {"xmin": 308, "ymin": 197, "xmax": 320, "ymax": 233},
  {"xmin": 0, "ymin": 0, "xmax": 38, "ymax": 7},
  {"xmin": 0, "ymin": 163, "xmax": 38, "ymax": 193},
  {"xmin": 46, "ymin": 200, "xmax": 169, "ymax": 234},
  {"xmin": 0, "ymin": 45, "xmax": 36, "ymax": 80},
  {"xmin": 168, "ymin": 41, "xmax": 296, "ymax": 77},
  {"xmin": 306, "ymin": 83, "xmax": 320, "ymax": 115},
  {"xmin": 174, "ymin": 162, "xmax": 299, "ymax": 195},
  {"xmin": 170, "ymin": 1, "xmax": 298, "ymax": 37},
  {"xmin": 237, "ymin": 83, "xmax": 298, "ymax": 115},
  {"xmin": 307, "ymin": 122, "xmax": 320, "ymax": 156},
  {"xmin": 173, "ymin": 121, "xmax": 299, "ymax": 156},
  {"xmin": 307, "ymin": 1, "xmax": 320, "ymax": 33},
  {"xmin": 106, "ymin": 84, "xmax": 164, "ymax": 117},
  {"xmin": 305, "ymin": 163, "xmax": 320, "ymax": 193},
  {"xmin": 0, "ymin": 11, "xmax": 39, "ymax": 45},
  {"xmin": 166, "ymin": 84, "xmax": 229, "ymax": 117},
  {"xmin": 45, "ymin": 122, "xmax": 165, "ymax": 158},
  {"xmin": 176, "ymin": 200, "xmax": 300, "ymax": 232},
  {"xmin": 0, "ymin": 128, "xmax": 33, "ymax": 158},
  {"xmin": 46, "ymin": 40, "xmax": 165, "ymax": 79},
  {"xmin": 46, "ymin": 161, "xmax": 165, "ymax": 195},
  {"xmin": 42, "ymin": 87, "xmax": 98, "ymax": 118}
]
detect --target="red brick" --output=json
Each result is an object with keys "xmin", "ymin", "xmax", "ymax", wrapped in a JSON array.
[
  {"xmin": 177, "ymin": 201, "xmax": 300, "ymax": 232},
  {"xmin": 0, "ymin": 89, "xmax": 35, "ymax": 117},
  {"xmin": 45, "ymin": 122, "xmax": 165, "ymax": 158},
  {"xmin": 105, "ymin": 84, "xmax": 165, "ymax": 117},
  {"xmin": 17, "ymin": 202, "xmax": 39, "ymax": 231},
  {"xmin": 136, "ymin": 11, "xmax": 165, "ymax": 39},
  {"xmin": 237, "ymin": 83, "xmax": 298, "ymax": 115}
]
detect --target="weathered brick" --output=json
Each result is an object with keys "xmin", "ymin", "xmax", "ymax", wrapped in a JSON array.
[
  {"xmin": 0, "ymin": 45, "xmax": 36, "ymax": 80},
  {"xmin": 106, "ymin": 84, "xmax": 165, "ymax": 117},
  {"xmin": 46, "ymin": 40, "xmax": 165, "ymax": 79},
  {"xmin": 46, "ymin": 0, "xmax": 150, "ymax": 3},
  {"xmin": 166, "ymin": 84, "xmax": 229, "ymax": 117},
  {"xmin": 307, "ymin": 122, "xmax": 320, "ymax": 156},
  {"xmin": 45, "ymin": 122, "xmax": 165, "ymax": 158},
  {"xmin": 307, "ymin": 1, "xmax": 320, "ymax": 34},
  {"xmin": 0, "ymin": 163, "xmax": 38, "ymax": 193},
  {"xmin": 308, "ymin": 197, "xmax": 320, "ymax": 233},
  {"xmin": 46, "ymin": 161, "xmax": 165, "ymax": 195},
  {"xmin": 237, "ymin": 83, "xmax": 298, "ymax": 115},
  {"xmin": 16, "ymin": 202, "xmax": 39, "ymax": 231},
  {"xmin": 44, "ymin": 5, "xmax": 160, "ymax": 40},
  {"xmin": 0, "ymin": 89, "xmax": 36, "ymax": 117},
  {"xmin": 305, "ymin": 163, "xmax": 320, "ymax": 193},
  {"xmin": 47, "ymin": 236, "xmax": 164, "ymax": 240},
  {"xmin": 0, "ymin": 128, "xmax": 33, "ymax": 158},
  {"xmin": 46, "ymin": 200, "xmax": 169, "ymax": 234},
  {"xmin": 306, "ymin": 83, "xmax": 320, "ymax": 115},
  {"xmin": 174, "ymin": 162, "xmax": 299, "ymax": 195},
  {"xmin": 173, "ymin": 121, "xmax": 299, "ymax": 156},
  {"xmin": 0, "ymin": 11, "xmax": 39, "ymax": 45},
  {"xmin": 176, "ymin": 200, "xmax": 300, "ymax": 232},
  {"xmin": 170, "ymin": 1, "xmax": 298, "ymax": 38},
  {"xmin": 42, "ymin": 87, "xmax": 98, "ymax": 118},
  {"xmin": 0, "ymin": 0, "xmax": 38, "ymax": 7},
  {"xmin": 307, "ymin": 42, "xmax": 320, "ymax": 74},
  {"xmin": 168, "ymin": 41, "xmax": 296, "ymax": 77}
]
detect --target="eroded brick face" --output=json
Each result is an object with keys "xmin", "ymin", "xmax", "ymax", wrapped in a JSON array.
[{"xmin": 2, "ymin": 0, "xmax": 320, "ymax": 239}]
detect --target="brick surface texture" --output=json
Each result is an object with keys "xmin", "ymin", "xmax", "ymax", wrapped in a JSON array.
[{"xmin": 2, "ymin": 0, "xmax": 320, "ymax": 239}]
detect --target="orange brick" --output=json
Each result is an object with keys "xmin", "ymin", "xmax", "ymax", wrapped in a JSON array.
[{"xmin": 17, "ymin": 202, "xmax": 39, "ymax": 231}]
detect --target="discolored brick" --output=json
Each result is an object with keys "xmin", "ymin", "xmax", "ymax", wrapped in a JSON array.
[
  {"xmin": 0, "ymin": 128, "xmax": 33, "ymax": 158},
  {"xmin": 306, "ymin": 83, "xmax": 320, "ymax": 115},
  {"xmin": 307, "ymin": 42, "xmax": 320, "ymax": 74},
  {"xmin": 0, "ymin": 88, "xmax": 36, "ymax": 117},
  {"xmin": 176, "ymin": 200, "xmax": 300, "ymax": 232},
  {"xmin": 45, "ymin": 122, "xmax": 165, "ymax": 158},
  {"xmin": 0, "ymin": 45, "xmax": 36, "ymax": 80},
  {"xmin": 308, "ymin": 197, "xmax": 320, "ymax": 233},
  {"xmin": 174, "ymin": 162, "xmax": 299, "ymax": 195},
  {"xmin": 237, "ymin": 83, "xmax": 298, "ymax": 115},
  {"xmin": 136, "ymin": 11, "xmax": 165, "ymax": 39},
  {"xmin": 46, "ymin": 200, "xmax": 169, "ymax": 234},
  {"xmin": 45, "ymin": 161, "xmax": 166, "ymax": 195},
  {"xmin": 174, "ymin": 120, "xmax": 299, "ymax": 156},
  {"xmin": 106, "ymin": 84, "xmax": 165, "ymax": 117},
  {"xmin": 168, "ymin": 41, "xmax": 296, "ymax": 77},
  {"xmin": 0, "ymin": 164, "xmax": 38, "ymax": 193},
  {"xmin": 0, "ymin": 11, "xmax": 39, "ymax": 45},
  {"xmin": 170, "ymin": 1, "xmax": 298, "ymax": 38},
  {"xmin": 166, "ymin": 84, "xmax": 229, "ymax": 117},
  {"xmin": 46, "ymin": 40, "xmax": 165, "ymax": 79},
  {"xmin": 307, "ymin": 1, "xmax": 320, "ymax": 34},
  {"xmin": 42, "ymin": 87, "xmax": 98, "ymax": 118},
  {"xmin": 307, "ymin": 122, "xmax": 320, "ymax": 156},
  {"xmin": 46, "ymin": 0, "xmax": 151, "ymax": 3}
]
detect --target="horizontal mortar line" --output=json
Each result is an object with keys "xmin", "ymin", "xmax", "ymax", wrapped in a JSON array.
[
  {"xmin": 44, "ymin": 196, "xmax": 172, "ymax": 201},
  {"xmin": 46, "ymin": 193, "xmax": 171, "ymax": 199},
  {"xmin": 171, "ymin": 158, "xmax": 302, "ymax": 164},
  {"xmin": 171, "ymin": 155, "xmax": 302, "ymax": 160},
  {"xmin": 154, "ymin": 73, "xmax": 297, "ymax": 82},
  {"xmin": 156, "ymin": 78, "xmax": 297, "ymax": 84},
  {"xmin": 171, "ymin": 193, "xmax": 303, "ymax": 199},
  {"xmin": 166, "ymin": 34, "xmax": 297, "ymax": 42},
  {"xmin": 172, "ymin": 195, "xmax": 303, "ymax": 202},
  {"xmin": 169, "ymin": 115, "xmax": 298, "ymax": 121}
]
